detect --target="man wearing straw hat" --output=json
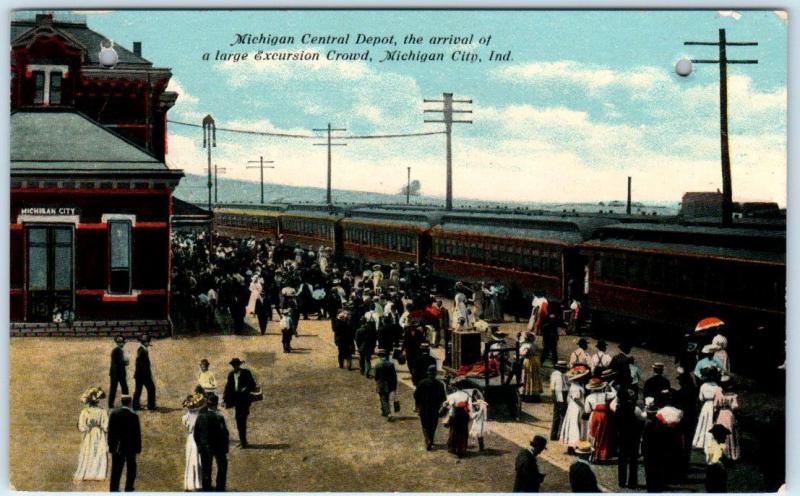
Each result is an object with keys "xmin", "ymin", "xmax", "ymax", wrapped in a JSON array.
[{"xmin": 569, "ymin": 440, "xmax": 599, "ymax": 492}]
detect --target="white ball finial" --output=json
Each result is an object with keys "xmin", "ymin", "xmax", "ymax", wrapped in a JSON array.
[
  {"xmin": 675, "ymin": 58, "xmax": 693, "ymax": 77},
  {"xmin": 99, "ymin": 40, "xmax": 118, "ymax": 68}
]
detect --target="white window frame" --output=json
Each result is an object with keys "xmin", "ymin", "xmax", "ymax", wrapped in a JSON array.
[{"xmin": 27, "ymin": 64, "xmax": 68, "ymax": 105}]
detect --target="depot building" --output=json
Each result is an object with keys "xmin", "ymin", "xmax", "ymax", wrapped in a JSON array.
[{"xmin": 10, "ymin": 12, "xmax": 184, "ymax": 336}]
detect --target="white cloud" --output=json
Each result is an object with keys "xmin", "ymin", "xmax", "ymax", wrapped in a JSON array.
[
  {"xmin": 166, "ymin": 78, "xmax": 199, "ymax": 105},
  {"xmin": 718, "ymin": 10, "xmax": 743, "ymax": 21}
]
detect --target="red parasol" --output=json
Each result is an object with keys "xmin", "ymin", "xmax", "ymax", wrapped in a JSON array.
[{"xmin": 695, "ymin": 317, "xmax": 725, "ymax": 334}]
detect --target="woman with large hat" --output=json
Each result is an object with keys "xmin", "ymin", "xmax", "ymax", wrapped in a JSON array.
[
  {"xmin": 584, "ymin": 376, "xmax": 617, "ymax": 463},
  {"xmin": 560, "ymin": 365, "xmax": 590, "ymax": 452},
  {"xmin": 73, "ymin": 387, "xmax": 109, "ymax": 482},
  {"xmin": 181, "ymin": 393, "xmax": 205, "ymax": 491},
  {"xmin": 692, "ymin": 367, "xmax": 722, "ymax": 449}
]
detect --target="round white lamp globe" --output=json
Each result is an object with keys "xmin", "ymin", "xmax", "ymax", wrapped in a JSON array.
[
  {"xmin": 675, "ymin": 58, "xmax": 693, "ymax": 77},
  {"xmin": 99, "ymin": 40, "xmax": 118, "ymax": 68}
]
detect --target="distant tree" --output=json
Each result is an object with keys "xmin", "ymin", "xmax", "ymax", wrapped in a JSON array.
[{"xmin": 400, "ymin": 180, "xmax": 422, "ymax": 196}]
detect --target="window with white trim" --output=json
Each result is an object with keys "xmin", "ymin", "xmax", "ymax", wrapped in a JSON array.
[{"xmin": 109, "ymin": 220, "xmax": 132, "ymax": 294}]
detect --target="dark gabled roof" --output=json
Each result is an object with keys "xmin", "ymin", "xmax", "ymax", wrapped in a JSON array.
[
  {"xmin": 173, "ymin": 198, "xmax": 212, "ymax": 218},
  {"xmin": 11, "ymin": 109, "xmax": 170, "ymax": 172},
  {"xmin": 11, "ymin": 18, "xmax": 152, "ymax": 67}
]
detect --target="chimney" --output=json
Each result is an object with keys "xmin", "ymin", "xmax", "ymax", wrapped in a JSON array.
[
  {"xmin": 35, "ymin": 13, "xmax": 53, "ymax": 26},
  {"xmin": 133, "ymin": 41, "xmax": 142, "ymax": 57}
]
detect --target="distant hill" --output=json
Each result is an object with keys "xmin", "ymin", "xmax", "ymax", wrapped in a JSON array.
[{"xmin": 174, "ymin": 173, "xmax": 679, "ymax": 214}]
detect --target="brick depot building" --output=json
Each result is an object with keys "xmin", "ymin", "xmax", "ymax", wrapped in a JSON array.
[{"xmin": 10, "ymin": 13, "xmax": 184, "ymax": 336}]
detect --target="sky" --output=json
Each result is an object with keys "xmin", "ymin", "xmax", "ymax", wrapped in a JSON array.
[{"xmin": 73, "ymin": 9, "xmax": 787, "ymax": 205}]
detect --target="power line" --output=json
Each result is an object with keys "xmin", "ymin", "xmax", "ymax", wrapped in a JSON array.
[
  {"xmin": 246, "ymin": 155, "xmax": 276, "ymax": 205},
  {"xmin": 168, "ymin": 119, "xmax": 444, "ymax": 140}
]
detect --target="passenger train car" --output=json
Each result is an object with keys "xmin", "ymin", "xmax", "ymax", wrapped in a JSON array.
[
  {"xmin": 581, "ymin": 222, "xmax": 785, "ymax": 356},
  {"xmin": 210, "ymin": 203, "xmax": 786, "ymax": 346}
]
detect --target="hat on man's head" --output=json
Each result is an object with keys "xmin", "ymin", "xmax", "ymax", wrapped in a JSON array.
[
  {"xmin": 427, "ymin": 364, "xmax": 437, "ymax": 373},
  {"xmin": 229, "ymin": 358, "xmax": 244, "ymax": 366},
  {"xmin": 575, "ymin": 440, "xmax": 593, "ymax": 455},
  {"xmin": 200, "ymin": 358, "xmax": 210, "ymax": 365},
  {"xmin": 653, "ymin": 362, "xmax": 665, "ymax": 371},
  {"xmin": 420, "ymin": 342, "xmax": 430, "ymax": 350},
  {"xmin": 376, "ymin": 348, "xmax": 387, "ymax": 357},
  {"xmin": 619, "ymin": 342, "xmax": 632, "ymax": 353},
  {"xmin": 139, "ymin": 333, "xmax": 151, "ymax": 343},
  {"xmin": 554, "ymin": 360, "xmax": 569, "ymax": 371},
  {"xmin": 577, "ymin": 338, "xmax": 588, "ymax": 348},
  {"xmin": 114, "ymin": 334, "xmax": 125, "ymax": 344},
  {"xmin": 596, "ymin": 339, "xmax": 607, "ymax": 350},
  {"xmin": 206, "ymin": 393, "xmax": 219, "ymax": 406},
  {"xmin": 531, "ymin": 434, "xmax": 548, "ymax": 450}
]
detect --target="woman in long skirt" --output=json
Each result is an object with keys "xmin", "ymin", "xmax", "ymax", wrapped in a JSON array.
[
  {"xmin": 448, "ymin": 401, "xmax": 471, "ymax": 458},
  {"xmin": 182, "ymin": 394, "xmax": 205, "ymax": 491},
  {"xmin": 469, "ymin": 391, "xmax": 489, "ymax": 451},
  {"xmin": 522, "ymin": 346, "xmax": 543, "ymax": 401},
  {"xmin": 74, "ymin": 387, "xmax": 109, "ymax": 482},
  {"xmin": 560, "ymin": 367, "xmax": 589, "ymax": 452},
  {"xmin": 714, "ymin": 377, "xmax": 740, "ymax": 460},
  {"xmin": 693, "ymin": 374, "xmax": 722, "ymax": 449},
  {"xmin": 584, "ymin": 377, "xmax": 616, "ymax": 463}
]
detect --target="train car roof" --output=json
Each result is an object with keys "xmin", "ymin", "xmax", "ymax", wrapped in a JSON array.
[
  {"xmin": 433, "ymin": 223, "xmax": 585, "ymax": 245},
  {"xmin": 214, "ymin": 207, "xmax": 281, "ymax": 217},
  {"xmin": 282, "ymin": 210, "xmax": 345, "ymax": 221},
  {"xmin": 347, "ymin": 207, "xmax": 439, "ymax": 224},
  {"xmin": 215, "ymin": 202, "xmax": 288, "ymax": 211},
  {"xmin": 595, "ymin": 222, "xmax": 785, "ymax": 239},
  {"xmin": 439, "ymin": 212, "xmax": 616, "ymax": 239},
  {"xmin": 581, "ymin": 238, "xmax": 785, "ymax": 265}
]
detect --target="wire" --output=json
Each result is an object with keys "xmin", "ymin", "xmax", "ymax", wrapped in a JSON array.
[{"xmin": 167, "ymin": 119, "xmax": 446, "ymax": 140}]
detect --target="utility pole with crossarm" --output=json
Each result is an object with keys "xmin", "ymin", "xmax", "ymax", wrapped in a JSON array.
[
  {"xmin": 313, "ymin": 123, "xmax": 347, "ymax": 205},
  {"xmin": 424, "ymin": 92, "xmax": 472, "ymax": 211},
  {"xmin": 246, "ymin": 155, "xmax": 275, "ymax": 204},
  {"xmin": 684, "ymin": 29, "xmax": 758, "ymax": 226}
]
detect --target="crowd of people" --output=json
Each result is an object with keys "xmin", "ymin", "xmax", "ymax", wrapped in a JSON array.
[{"xmin": 68, "ymin": 230, "xmax": 766, "ymax": 492}]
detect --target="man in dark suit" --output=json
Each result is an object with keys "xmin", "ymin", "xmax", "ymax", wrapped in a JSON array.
[
  {"xmin": 108, "ymin": 395, "xmax": 141, "ymax": 492},
  {"xmin": 194, "ymin": 393, "xmax": 229, "ymax": 491},
  {"xmin": 610, "ymin": 342, "xmax": 634, "ymax": 389},
  {"xmin": 513, "ymin": 434, "xmax": 547, "ymax": 492},
  {"xmin": 413, "ymin": 365, "xmax": 447, "ymax": 450},
  {"xmin": 373, "ymin": 349, "xmax": 398, "ymax": 419},
  {"xmin": 254, "ymin": 289, "xmax": 272, "ymax": 335},
  {"xmin": 643, "ymin": 362, "xmax": 671, "ymax": 403},
  {"xmin": 569, "ymin": 441, "xmax": 600, "ymax": 492},
  {"xmin": 223, "ymin": 358, "xmax": 256, "ymax": 448},
  {"xmin": 133, "ymin": 334, "xmax": 156, "ymax": 411},
  {"xmin": 108, "ymin": 335, "xmax": 129, "ymax": 408}
]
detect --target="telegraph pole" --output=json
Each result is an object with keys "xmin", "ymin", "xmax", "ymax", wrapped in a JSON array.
[
  {"xmin": 246, "ymin": 155, "xmax": 275, "ymax": 204},
  {"xmin": 424, "ymin": 92, "xmax": 472, "ymax": 210},
  {"xmin": 313, "ymin": 123, "xmax": 347, "ymax": 205},
  {"xmin": 201, "ymin": 114, "xmax": 215, "ymax": 243},
  {"xmin": 684, "ymin": 29, "xmax": 757, "ymax": 226},
  {"xmin": 204, "ymin": 163, "xmax": 227, "ymax": 204},
  {"xmin": 407, "ymin": 166, "xmax": 411, "ymax": 205}
]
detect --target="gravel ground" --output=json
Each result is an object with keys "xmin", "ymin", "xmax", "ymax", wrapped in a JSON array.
[
  {"xmin": 9, "ymin": 315, "xmax": 569, "ymax": 492},
  {"xmin": 9, "ymin": 301, "xmax": 782, "ymax": 492}
]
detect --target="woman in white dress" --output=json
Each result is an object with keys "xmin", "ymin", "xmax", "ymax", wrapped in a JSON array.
[
  {"xmin": 560, "ymin": 367, "xmax": 589, "ymax": 451},
  {"xmin": 182, "ymin": 394, "xmax": 205, "ymax": 491},
  {"xmin": 692, "ymin": 373, "xmax": 723, "ymax": 449},
  {"xmin": 74, "ymin": 387, "xmax": 109, "ymax": 482},
  {"xmin": 469, "ymin": 390, "xmax": 489, "ymax": 451},
  {"xmin": 246, "ymin": 273, "xmax": 263, "ymax": 315},
  {"xmin": 453, "ymin": 291, "xmax": 472, "ymax": 329}
]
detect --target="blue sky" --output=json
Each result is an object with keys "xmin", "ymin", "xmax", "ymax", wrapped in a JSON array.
[{"xmin": 77, "ymin": 9, "xmax": 787, "ymax": 204}]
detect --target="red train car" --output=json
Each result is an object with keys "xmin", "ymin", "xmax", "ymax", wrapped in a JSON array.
[
  {"xmin": 581, "ymin": 223, "xmax": 785, "ymax": 348},
  {"xmin": 341, "ymin": 208, "xmax": 436, "ymax": 266},
  {"xmin": 430, "ymin": 213, "xmax": 613, "ymax": 302}
]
